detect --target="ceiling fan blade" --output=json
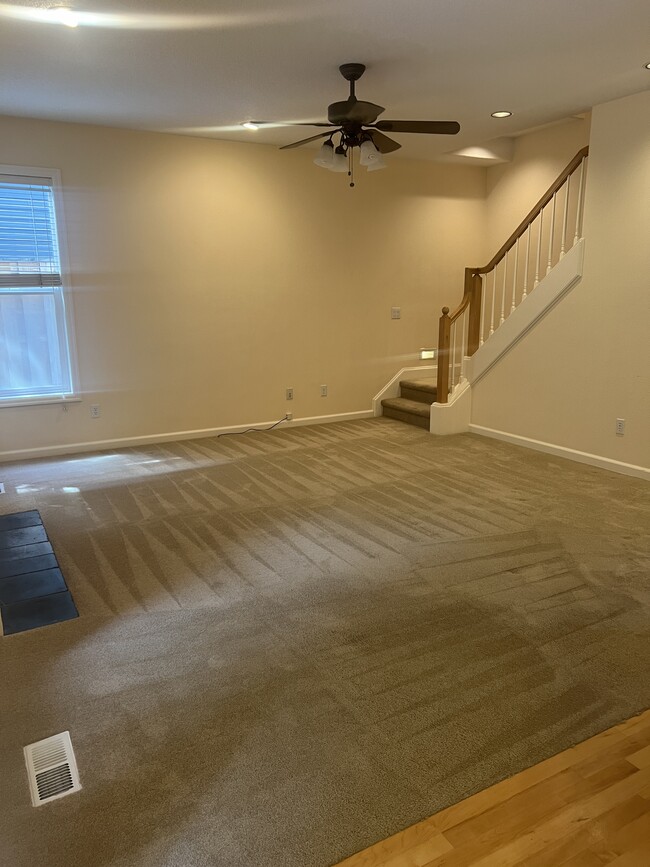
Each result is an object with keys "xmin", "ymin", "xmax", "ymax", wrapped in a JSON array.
[
  {"xmin": 256, "ymin": 122, "xmax": 334, "ymax": 128},
  {"xmin": 328, "ymin": 98, "xmax": 385, "ymax": 126},
  {"xmin": 374, "ymin": 120, "xmax": 461, "ymax": 135},
  {"xmin": 279, "ymin": 130, "xmax": 337, "ymax": 150},
  {"xmin": 349, "ymin": 100, "xmax": 385, "ymax": 125},
  {"xmin": 368, "ymin": 130, "xmax": 402, "ymax": 154}
]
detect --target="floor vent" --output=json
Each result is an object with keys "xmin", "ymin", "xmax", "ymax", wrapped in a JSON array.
[{"xmin": 24, "ymin": 731, "xmax": 81, "ymax": 806}]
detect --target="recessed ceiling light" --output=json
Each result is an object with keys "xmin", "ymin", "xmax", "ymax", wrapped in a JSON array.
[
  {"xmin": 52, "ymin": 7, "xmax": 79, "ymax": 27},
  {"xmin": 491, "ymin": 111, "xmax": 512, "ymax": 118},
  {"xmin": 645, "ymin": 62, "xmax": 650, "ymax": 70},
  {"xmin": 242, "ymin": 122, "xmax": 259, "ymax": 131}
]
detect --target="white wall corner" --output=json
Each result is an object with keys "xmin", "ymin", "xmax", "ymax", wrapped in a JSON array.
[
  {"xmin": 372, "ymin": 365, "xmax": 436, "ymax": 416},
  {"xmin": 430, "ymin": 379, "xmax": 472, "ymax": 434}
]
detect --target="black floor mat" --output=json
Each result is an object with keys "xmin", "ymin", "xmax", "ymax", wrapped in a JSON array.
[{"xmin": 0, "ymin": 511, "xmax": 78, "ymax": 635}]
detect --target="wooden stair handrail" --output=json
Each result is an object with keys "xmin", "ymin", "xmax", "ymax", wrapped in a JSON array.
[
  {"xmin": 472, "ymin": 146, "xmax": 589, "ymax": 275},
  {"xmin": 436, "ymin": 146, "xmax": 589, "ymax": 405},
  {"xmin": 448, "ymin": 269, "xmax": 473, "ymax": 323}
]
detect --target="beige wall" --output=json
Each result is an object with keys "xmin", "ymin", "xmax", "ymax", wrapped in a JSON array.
[
  {"xmin": 0, "ymin": 116, "xmax": 486, "ymax": 456},
  {"xmin": 484, "ymin": 118, "xmax": 590, "ymax": 258},
  {"xmin": 471, "ymin": 90, "xmax": 650, "ymax": 470}
]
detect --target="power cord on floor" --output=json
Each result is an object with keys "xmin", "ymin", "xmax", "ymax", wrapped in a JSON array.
[{"xmin": 217, "ymin": 415, "xmax": 291, "ymax": 437}]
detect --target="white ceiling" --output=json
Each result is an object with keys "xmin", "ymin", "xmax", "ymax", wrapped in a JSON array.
[{"xmin": 1, "ymin": 0, "xmax": 649, "ymax": 161}]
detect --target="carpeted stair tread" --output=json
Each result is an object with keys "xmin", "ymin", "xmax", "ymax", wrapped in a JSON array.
[
  {"xmin": 399, "ymin": 379, "xmax": 438, "ymax": 405},
  {"xmin": 399, "ymin": 378, "xmax": 437, "ymax": 394},
  {"xmin": 381, "ymin": 397, "xmax": 431, "ymax": 429},
  {"xmin": 381, "ymin": 397, "xmax": 431, "ymax": 417}
]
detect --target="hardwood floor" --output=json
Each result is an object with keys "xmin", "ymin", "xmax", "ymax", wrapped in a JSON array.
[{"xmin": 336, "ymin": 709, "xmax": 650, "ymax": 867}]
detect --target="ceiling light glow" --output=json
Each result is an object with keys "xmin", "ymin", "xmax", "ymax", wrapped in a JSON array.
[
  {"xmin": 242, "ymin": 122, "xmax": 259, "ymax": 130},
  {"xmin": 491, "ymin": 111, "xmax": 512, "ymax": 118},
  {"xmin": 0, "ymin": 3, "xmax": 318, "ymax": 31},
  {"xmin": 645, "ymin": 62, "xmax": 650, "ymax": 69},
  {"xmin": 52, "ymin": 7, "xmax": 79, "ymax": 28}
]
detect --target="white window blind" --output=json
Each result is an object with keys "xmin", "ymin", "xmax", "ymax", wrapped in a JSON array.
[{"xmin": 0, "ymin": 172, "xmax": 74, "ymax": 402}]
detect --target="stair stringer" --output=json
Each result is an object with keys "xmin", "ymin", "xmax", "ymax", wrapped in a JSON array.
[{"xmin": 430, "ymin": 239, "xmax": 585, "ymax": 435}]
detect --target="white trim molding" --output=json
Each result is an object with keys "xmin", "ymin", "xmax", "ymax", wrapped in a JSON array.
[
  {"xmin": 430, "ymin": 378, "xmax": 471, "ymax": 435},
  {"xmin": 469, "ymin": 424, "xmax": 650, "ymax": 481},
  {"xmin": 0, "ymin": 409, "xmax": 374, "ymax": 463},
  {"xmin": 372, "ymin": 365, "xmax": 436, "ymax": 416}
]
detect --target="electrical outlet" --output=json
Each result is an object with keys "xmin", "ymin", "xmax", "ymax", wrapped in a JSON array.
[
  {"xmin": 90, "ymin": 404, "xmax": 100, "ymax": 418},
  {"xmin": 285, "ymin": 412, "xmax": 293, "ymax": 421},
  {"xmin": 320, "ymin": 384, "xmax": 328, "ymax": 397},
  {"xmin": 616, "ymin": 418, "xmax": 625, "ymax": 436},
  {"xmin": 286, "ymin": 388, "xmax": 294, "ymax": 401},
  {"xmin": 391, "ymin": 306, "xmax": 401, "ymax": 320}
]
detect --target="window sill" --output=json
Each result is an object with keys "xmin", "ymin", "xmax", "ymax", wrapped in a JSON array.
[{"xmin": 0, "ymin": 396, "xmax": 82, "ymax": 409}]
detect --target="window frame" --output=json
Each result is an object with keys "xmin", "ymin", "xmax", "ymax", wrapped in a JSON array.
[{"xmin": 0, "ymin": 164, "xmax": 80, "ymax": 408}]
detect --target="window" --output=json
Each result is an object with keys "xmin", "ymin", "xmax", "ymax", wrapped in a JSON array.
[{"xmin": 0, "ymin": 167, "xmax": 76, "ymax": 404}]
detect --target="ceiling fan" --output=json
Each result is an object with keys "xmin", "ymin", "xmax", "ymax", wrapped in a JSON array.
[{"xmin": 252, "ymin": 63, "xmax": 460, "ymax": 180}]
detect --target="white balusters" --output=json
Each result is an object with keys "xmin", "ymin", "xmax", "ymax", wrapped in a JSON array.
[
  {"xmin": 534, "ymin": 209, "xmax": 543, "ymax": 287},
  {"xmin": 560, "ymin": 175, "xmax": 570, "ymax": 258},
  {"xmin": 478, "ymin": 274, "xmax": 480, "ymax": 346},
  {"xmin": 489, "ymin": 268, "xmax": 496, "ymax": 336},
  {"xmin": 450, "ymin": 319, "xmax": 457, "ymax": 390},
  {"xmin": 511, "ymin": 238, "xmax": 519, "ymax": 314},
  {"xmin": 546, "ymin": 192, "xmax": 557, "ymax": 275},
  {"xmin": 440, "ymin": 150, "xmax": 588, "ymax": 398},
  {"xmin": 523, "ymin": 224, "xmax": 531, "ymax": 300}
]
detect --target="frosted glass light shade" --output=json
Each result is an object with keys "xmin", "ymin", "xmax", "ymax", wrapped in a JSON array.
[
  {"xmin": 330, "ymin": 147, "xmax": 349, "ymax": 172},
  {"xmin": 359, "ymin": 139, "xmax": 381, "ymax": 166},
  {"xmin": 313, "ymin": 141, "xmax": 334, "ymax": 168},
  {"xmin": 366, "ymin": 152, "xmax": 386, "ymax": 171}
]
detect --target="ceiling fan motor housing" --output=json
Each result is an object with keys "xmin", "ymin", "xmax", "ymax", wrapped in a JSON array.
[{"xmin": 339, "ymin": 63, "xmax": 366, "ymax": 82}]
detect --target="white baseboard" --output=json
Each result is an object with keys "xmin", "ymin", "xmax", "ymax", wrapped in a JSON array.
[
  {"xmin": 469, "ymin": 424, "xmax": 650, "ymax": 481},
  {"xmin": 0, "ymin": 409, "xmax": 374, "ymax": 463}
]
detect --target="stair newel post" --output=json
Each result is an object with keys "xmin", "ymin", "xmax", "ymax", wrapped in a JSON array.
[
  {"xmin": 437, "ymin": 306, "xmax": 451, "ymax": 404},
  {"xmin": 467, "ymin": 270, "xmax": 483, "ymax": 356}
]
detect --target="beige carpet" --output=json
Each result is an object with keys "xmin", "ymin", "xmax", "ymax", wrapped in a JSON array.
[{"xmin": 0, "ymin": 418, "xmax": 649, "ymax": 867}]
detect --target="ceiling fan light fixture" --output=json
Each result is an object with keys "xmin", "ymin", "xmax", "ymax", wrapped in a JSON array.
[
  {"xmin": 366, "ymin": 152, "xmax": 386, "ymax": 172},
  {"xmin": 359, "ymin": 138, "xmax": 381, "ymax": 166},
  {"xmin": 313, "ymin": 140, "xmax": 334, "ymax": 168},
  {"xmin": 330, "ymin": 145, "xmax": 349, "ymax": 172}
]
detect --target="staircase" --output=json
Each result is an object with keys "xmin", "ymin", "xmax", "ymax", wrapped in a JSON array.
[
  {"xmin": 378, "ymin": 147, "xmax": 589, "ymax": 433},
  {"xmin": 433, "ymin": 146, "xmax": 589, "ymax": 406},
  {"xmin": 381, "ymin": 378, "xmax": 437, "ymax": 429}
]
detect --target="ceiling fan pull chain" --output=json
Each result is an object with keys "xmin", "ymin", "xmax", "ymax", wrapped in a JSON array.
[{"xmin": 349, "ymin": 148, "xmax": 355, "ymax": 188}]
